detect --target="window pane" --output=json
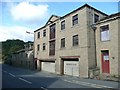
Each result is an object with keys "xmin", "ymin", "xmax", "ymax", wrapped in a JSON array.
[
  {"xmin": 61, "ymin": 38, "xmax": 65, "ymax": 48},
  {"xmin": 73, "ymin": 35, "xmax": 78, "ymax": 46},
  {"xmin": 100, "ymin": 25, "xmax": 109, "ymax": 41},
  {"xmin": 72, "ymin": 14, "xmax": 78, "ymax": 26},
  {"xmin": 49, "ymin": 41, "xmax": 55, "ymax": 55},
  {"xmin": 101, "ymin": 31, "xmax": 110, "ymax": 41},
  {"xmin": 43, "ymin": 30, "xmax": 46, "ymax": 37},
  {"xmin": 37, "ymin": 44, "xmax": 40, "ymax": 51},
  {"xmin": 94, "ymin": 14, "xmax": 99, "ymax": 23},
  {"xmin": 37, "ymin": 32, "xmax": 40, "ymax": 38},
  {"xmin": 43, "ymin": 43, "xmax": 46, "ymax": 50},
  {"xmin": 61, "ymin": 20, "xmax": 65, "ymax": 30},
  {"xmin": 50, "ymin": 24, "xmax": 56, "ymax": 39}
]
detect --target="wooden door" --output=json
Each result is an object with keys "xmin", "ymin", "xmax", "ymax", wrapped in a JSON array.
[{"xmin": 101, "ymin": 51, "xmax": 110, "ymax": 73}]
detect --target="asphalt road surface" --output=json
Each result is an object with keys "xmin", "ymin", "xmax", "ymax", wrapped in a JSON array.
[{"xmin": 1, "ymin": 63, "xmax": 119, "ymax": 90}]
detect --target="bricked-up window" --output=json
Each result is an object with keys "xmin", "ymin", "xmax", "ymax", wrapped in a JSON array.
[
  {"xmin": 43, "ymin": 43, "xmax": 46, "ymax": 50},
  {"xmin": 100, "ymin": 25, "xmax": 110, "ymax": 41},
  {"xmin": 43, "ymin": 29, "xmax": 46, "ymax": 37},
  {"xmin": 37, "ymin": 32, "xmax": 40, "ymax": 39},
  {"xmin": 49, "ymin": 41, "xmax": 55, "ymax": 56},
  {"xmin": 72, "ymin": 14, "xmax": 78, "ymax": 26},
  {"xmin": 50, "ymin": 24, "xmax": 56, "ymax": 39},
  {"xmin": 94, "ymin": 14, "xmax": 99, "ymax": 23},
  {"xmin": 61, "ymin": 38, "xmax": 65, "ymax": 48},
  {"xmin": 61, "ymin": 20, "xmax": 65, "ymax": 30},
  {"xmin": 37, "ymin": 44, "xmax": 40, "ymax": 51},
  {"xmin": 73, "ymin": 35, "xmax": 79, "ymax": 46}
]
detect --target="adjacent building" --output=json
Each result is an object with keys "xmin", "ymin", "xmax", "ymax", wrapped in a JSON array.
[
  {"xmin": 96, "ymin": 13, "xmax": 120, "ymax": 76},
  {"xmin": 34, "ymin": 4, "xmax": 120, "ymax": 78},
  {"xmin": 10, "ymin": 42, "xmax": 37, "ymax": 70}
]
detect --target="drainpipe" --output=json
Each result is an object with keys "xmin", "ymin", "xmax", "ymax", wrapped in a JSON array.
[{"xmin": 91, "ymin": 24, "xmax": 97, "ymax": 67}]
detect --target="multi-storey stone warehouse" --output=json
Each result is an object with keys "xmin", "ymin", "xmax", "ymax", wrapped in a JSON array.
[{"xmin": 34, "ymin": 4, "xmax": 120, "ymax": 78}]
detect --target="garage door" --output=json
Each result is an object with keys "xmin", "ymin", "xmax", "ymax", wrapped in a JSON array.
[
  {"xmin": 41, "ymin": 62, "xmax": 55, "ymax": 73},
  {"xmin": 64, "ymin": 61, "xmax": 79, "ymax": 77}
]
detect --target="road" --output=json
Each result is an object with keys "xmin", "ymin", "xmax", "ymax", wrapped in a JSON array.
[{"xmin": 1, "ymin": 63, "xmax": 119, "ymax": 89}]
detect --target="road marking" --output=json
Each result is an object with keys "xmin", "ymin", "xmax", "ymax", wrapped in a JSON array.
[
  {"xmin": 63, "ymin": 79, "xmax": 114, "ymax": 88},
  {"xmin": 41, "ymin": 87, "xmax": 48, "ymax": 90},
  {"xmin": 18, "ymin": 77, "xmax": 32, "ymax": 84},
  {"xmin": 9, "ymin": 73, "xmax": 15, "ymax": 77}
]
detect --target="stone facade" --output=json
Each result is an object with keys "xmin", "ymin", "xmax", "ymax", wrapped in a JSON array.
[
  {"xmin": 96, "ymin": 13, "xmax": 120, "ymax": 76},
  {"xmin": 34, "ymin": 4, "xmax": 108, "ymax": 78},
  {"xmin": 34, "ymin": 4, "xmax": 119, "ymax": 78},
  {"xmin": 10, "ymin": 43, "xmax": 36, "ymax": 70}
]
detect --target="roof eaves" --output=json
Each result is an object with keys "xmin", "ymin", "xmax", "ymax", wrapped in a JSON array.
[
  {"xmin": 34, "ymin": 26, "xmax": 45, "ymax": 32},
  {"xmin": 45, "ymin": 15, "xmax": 60, "ymax": 26},
  {"xmin": 96, "ymin": 12, "xmax": 120, "ymax": 25},
  {"xmin": 60, "ymin": 4, "xmax": 108, "ymax": 19},
  {"xmin": 34, "ymin": 18, "xmax": 59, "ymax": 32},
  {"xmin": 100, "ymin": 12, "xmax": 120, "ymax": 21},
  {"xmin": 34, "ymin": 15, "xmax": 60, "ymax": 32},
  {"xmin": 35, "ymin": 4, "xmax": 108, "ymax": 32}
]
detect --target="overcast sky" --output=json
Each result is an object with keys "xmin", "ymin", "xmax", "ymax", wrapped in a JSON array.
[{"xmin": 0, "ymin": 1, "xmax": 119, "ymax": 42}]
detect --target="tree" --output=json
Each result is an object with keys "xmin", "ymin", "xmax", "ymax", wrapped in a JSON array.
[{"xmin": 2, "ymin": 39, "xmax": 25, "ymax": 61}]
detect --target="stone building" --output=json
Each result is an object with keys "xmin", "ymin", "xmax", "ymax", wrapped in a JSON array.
[
  {"xmin": 34, "ymin": 4, "xmax": 119, "ymax": 78},
  {"xmin": 11, "ymin": 42, "xmax": 37, "ymax": 70},
  {"xmin": 96, "ymin": 12, "xmax": 120, "ymax": 77}
]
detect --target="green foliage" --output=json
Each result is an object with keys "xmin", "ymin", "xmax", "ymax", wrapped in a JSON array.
[
  {"xmin": 2, "ymin": 39, "xmax": 25, "ymax": 60},
  {"xmin": 1, "ymin": 39, "xmax": 33, "ymax": 63}
]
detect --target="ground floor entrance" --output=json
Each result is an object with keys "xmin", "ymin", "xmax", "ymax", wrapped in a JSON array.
[
  {"xmin": 101, "ymin": 50, "xmax": 110, "ymax": 73},
  {"xmin": 41, "ymin": 61, "xmax": 55, "ymax": 73},
  {"xmin": 61, "ymin": 56, "xmax": 80, "ymax": 77}
]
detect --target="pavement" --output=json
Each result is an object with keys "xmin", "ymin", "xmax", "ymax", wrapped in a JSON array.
[{"xmin": 1, "ymin": 63, "xmax": 120, "ymax": 89}]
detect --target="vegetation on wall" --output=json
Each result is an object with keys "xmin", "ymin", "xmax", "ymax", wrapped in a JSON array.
[{"xmin": 1, "ymin": 39, "xmax": 33, "ymax": 62}]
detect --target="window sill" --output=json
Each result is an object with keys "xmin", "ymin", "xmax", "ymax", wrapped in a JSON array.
[
  {"xmin": 71, "ymin": 24, "xmax": 79, "ymax": 28},
  {"xmin": 49, "ymin": 55, "xmax": 55, "ymax": 57},
  {"xmin": 100, "ymin": 40, "xmax": 110, "ymax": 42},
  {"xmin": 60, "ymin": 47, "xmax": 66, "ymax": 50},
  {"xmin": 49, "ymin": 38, "xmax": 56, "ymax": 41},
  {"xmin": 60, "ymin": 29, "xmax": 66, "ymax": 31},
  {"xmin": 71, "ymin": 45, "xmax": 79, "ymax": 49}
]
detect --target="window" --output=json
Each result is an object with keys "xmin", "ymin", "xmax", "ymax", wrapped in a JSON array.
[
  {"xmin": 72, "ymin": 14, "xmax": 78, "ymax": 26},
  {"xmin": 37, "ymin": 32, "xmax": 40, "ymax": 38},
  {"xmin": 100, "ymin": 25, "xmax": 110, "ymax": 41},
  {"xmin": 43, "ymin": 43, "xmax": 46, "ymax": 50},
  {"xmin": 61, "ymin": 20, "xmax": 65, "ymax": 30},
  {"xmin": 49, "ymin": 41, "xmax": 55, "ymax": 56},
  {"xmin": 43, "ymin": 29, "xmax": 46, "ymax": 37},
  {"xmin": 61, "ymin": 38, "xmax": 65, "ymax": 48},
  {"xmin": 94, "ymin": 14, "xmax": 99, "ymax": 23},
  {"xmin": 73, "ymin": 35, "xmax": 79, "ymax": 46},
  {"xmin": 50, "ymin": 24, "xmax": 56, "ymax": 39},
  {"xmin": 37, "ymin": 44, "xmax": 40, "ymax": 51}
]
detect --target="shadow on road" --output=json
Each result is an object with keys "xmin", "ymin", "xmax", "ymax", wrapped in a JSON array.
[
  {"xmin": 2, "ymin": 64, "xmax": 39, "ymax": 75},
  {"xmin": 2, "ymin": 63, "xmax": 59, "ymax": 88}
]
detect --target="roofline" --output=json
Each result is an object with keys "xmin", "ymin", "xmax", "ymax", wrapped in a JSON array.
[
  {"xmin": 99, "ymin": 12, "xmax": 120, "ymax": 21},
  {"xmin": 60, "ymin": 4, "xmax": 108, "ymax": 19},
  {"xmin": 34, "ymin": 3, "xmax": 108, "ymax": 32},
  {"xmin": 96, "ymin": 12, "xmax": 120, "ymax": 25},
  {"xmin": 34, "ymin": 19, "xmax": 59, "ymax": 32},
  {"xmin": 34, "ymin": 26, "xmax": 45, "ymax": 32},
  {"xmin": 45, "ymin": 15, "xmax": 60, "ymax": 26}
]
